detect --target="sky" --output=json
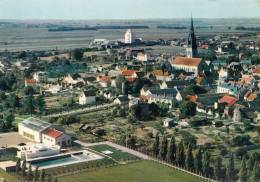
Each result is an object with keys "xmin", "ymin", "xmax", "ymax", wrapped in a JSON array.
[{"xmin": 0, "ymin": 0, "xmax": 259, "ymax": 19}]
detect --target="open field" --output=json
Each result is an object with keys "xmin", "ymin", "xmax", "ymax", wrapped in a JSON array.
[
  {"xmin": 1, "ymin": 18, "xmax": 260, "ymax": 51},
  {"xmin": 0, "ymin": 132, "xmax": 30, "ymax": 147},
  {"xmin": 0, "ymin": 170, "xmax": 19, "ymax": 182},
  {"xmin": 59, "ymin": 160, "xmax": 201, "ymax": 182}
]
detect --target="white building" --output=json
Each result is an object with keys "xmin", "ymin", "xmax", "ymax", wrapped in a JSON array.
[
  {"xmin": 42, "ymin": 128, "xmax": 71, "ymax": 147},
  {"xmin": 136, "ymin": 52, "xmax": 148, "ymax": 62},
  {"xmin": 17, "ymin": 143, "xmax": 60, "ymax": 160},
  {"xmin": 33, "ymin": 72, "xmax": 48, "ymax": 83},
  {"xmin": 124, "ymin": 29, "xmax": 134, "ymax": 44},
  {"xmin": 18, "ymin": 118, "xmax": 52, "ymax": 143},
  {"xmin": 79, "ymin": 91, "xmax": 96, "ymax": 105}
]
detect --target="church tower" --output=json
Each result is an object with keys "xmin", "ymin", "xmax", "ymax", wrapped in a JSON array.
[{"xmin": 186, "ymin": 16, "xmax": 198, "ymax": 58}]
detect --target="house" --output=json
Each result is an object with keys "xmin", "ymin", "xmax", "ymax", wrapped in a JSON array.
[
  {"xmin": 42, "ymin": 128, "xmax": 71, "ymax": 147},
  {"xmin": 217, "ymin": 82, "xmax": 244, "ymax": 97},
  {"xmin": 160, "ymin": 80, "xmax": 193, "ymax": 89},
  {"xmin": 136, "ymin": 52, "xmax": 148, "ymax": 62},
  {"xmin": 79, "ymin": 91, "xmax": 96, "ymax": 105},
  {"xmin": 218, "ymin": 67, "xmax": 228, "ymax": 80},
  {"xmin": 63, "ymin": 74, "xmax": 85, "ymax": 86},
  {"xmin": 97, "ymin": 76, "xmax": 116, "ymax": 88},
  {"xmin": 252, "ymin": 67, "xmax": 260, "ymax": 77},
  {"xmin": 244, "ymin": 91, "xmax": 257, "ymax": 102},
  {"xmin": 218, "ymin": 95, "xmax": 237, "ymax": 107},
  {"xmin": 171, "ymin": 56, "xmax": 208, "ymax": 76},
  {"xmin": 25, "ymin": 79, "xmax": 37, "ymax": 87},
  {"xmin": 121, "ymin": 70, "xmax": 139, "ymax": 79},
  {"xmin": 152, "ymin": 70, "xmax": 173, "ymax": 82},
  {"xmin": 17, "ymin": 143, "xmax": 60, "ymax": 160},
  {"xmin": 33, "ymin": 72, "xmax": 48, "ymax": 83},
  {"xmin": 18, "ymin": 117, "xmax": 52, "ymax": 143},
  {"xmin": 163, "ymin": 118, "xmax": 174, "ymax": 128},
  {"xmin": 114, "ymin": 95, "xmax": 129, "ymax": 105},
  {"xmin": 45, "ymin": 84, "xmax": 62, "ymax": 94}
]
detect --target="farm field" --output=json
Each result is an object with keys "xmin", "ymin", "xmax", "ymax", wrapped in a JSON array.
[{"xmin": 59, "ymin": 160, "xmax": 201, "ymax": 182}]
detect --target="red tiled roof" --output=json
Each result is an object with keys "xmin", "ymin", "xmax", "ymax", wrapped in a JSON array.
[
  {"xmin": 172, "ymin": 56, "xmax": 202, "ymax": 67},
  {"xmin": 43, "ymin": 128, "xmax": 63, "ymax": 139},
  {"xmin": 99, "ymin": 76, "xmax": 111, "ymax": 83},
  {"xmin": 25, "ymin": 79, "xmax": 37, "ymax": 84},
  {"xmin": 186, "ymin": 95, "xmax": 198, "ymax": 103},
  {"xmin": 252, "ymin": 67, "xmax": 260, "ymax": 74},
  {"xmin": 126, "ymin": 78, "xmax": 137, "ymax": 82},
  {"xmin": 122, "ymin": 70, "xmax": 137, "ymax": 76},
  {"xmin": 219, "ymin": 95, "xmax": 237, "ymax": 107}
]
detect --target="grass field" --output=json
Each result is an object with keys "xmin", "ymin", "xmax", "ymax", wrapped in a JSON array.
[
  {"xmin": 59, "ymin": 160, "xmax": 201, "ymax": 182},
  {"xmin": 0, "ymin": 170, "xmax": 19, "ymax": 182},
  {"xmin": 89, "ymin": 144, "xmax": 139, "ymax": 162}
]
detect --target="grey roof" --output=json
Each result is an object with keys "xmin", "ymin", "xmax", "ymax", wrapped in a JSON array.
[
  {"xmin": 149, "ymin": 88, "xmax": 178, "ymax": 97},
  {"xmin": 83, "ymin": 90, "xmax": 96, "ymax": 97},
  {"xmin": 20, "ymin": 117, "xmax": 51, "ymax": 132}
]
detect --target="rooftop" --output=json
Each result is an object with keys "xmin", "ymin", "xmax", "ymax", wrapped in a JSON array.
[
  {"xmin": 43, "ymin": 128, "xmax": 63, "ymax": 139},
  {"xmin": 20, "ymin": 117, "xmax": 51, "ymax": 132},
  {"xmin": 172, "ymin": 56, "xmax": 202, "ymax": 67}
]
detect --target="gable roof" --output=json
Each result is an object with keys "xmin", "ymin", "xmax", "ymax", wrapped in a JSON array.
[
  {"xmin": 152, "ymin": 70, "xmax": 170, "ymax": 77},
  {"xmin": 83, "ymin": 90, "xmax": 95, "ymax": 97},
  {"xmin": 20, "ymin": 117, "xmax": 51, "ymax": 132},
  {"xmin": 122, "ymin": 70, "xmax": 137, "ymax": 77},
  {"xmin": 43, "ymin": 128, "xmax": 63, "ymax": 139},
  {"xmin": 218, "ymin": 95, "xmax": 237, "ymax": 107},
  {"xmin": 172, "ymin": 56, "xmax": 202, "ymax": 67}
]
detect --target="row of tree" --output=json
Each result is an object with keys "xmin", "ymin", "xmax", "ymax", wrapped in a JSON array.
[
  {"xmin": 16, "ymin": 159, "xmax": 58, "ymax": 182},
  {"xmin": 152, "ymin": 134, "xmax": 260, "ymax": 181}
]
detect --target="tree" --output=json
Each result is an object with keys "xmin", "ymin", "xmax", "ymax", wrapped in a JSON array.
[
  {"xmin": 35, "ymin": 95, "xmax": 46, "ymax": 116},
  {"xmin": 23, "ymin": 94, "xmax": 35, "ymax": 115},
  {"xmin": 8, "ymin": 93, "xmax": 20, "ymax": 108},
  {"xmin": 4, "ymin": 112, "xmax": 14, "ymax": 129},
  {"xmin": 247, "ymin": 153, "xmax": 260, "ymax": 171},
  {"xmin": 202, "ymin": 151, "xmax": 212, "ymax": 177},
  {"xmin": 176, "ymin": 141, "xmax": 185, "ymax": 167},
  {"xmin": 185, "ymin": 145, "xmax": 194, "ymax": 170},
  {"xmin": 179, "ymin": 101, "xmax": 196, "ymax": 118},
  {"xmin": 28, "ymin": 163, "xmax": 32, "ymax": 180},
  {"xmin": 214, "ymin": 157, "xmax": 223, "ymax": 181},
  {"xmin": 54, "ymin": 177, "xmax": 59, "ymax": 182},
  {"xmin": 34, "ymin": 166, "xmax": 39, "ymax": 182},
  {"xmin": 159, "ymin": 135, "xmax": 168, "ymax": 160},
  {"xmin": 21, "ymin": 160, "xmax": 27, "ymax": 178},
  {"xmin": 47, "ymin": 174, "xmax": 52, "ymax": 182},
  {"xmin": 15, "ymin": 159, "xmax": 21, "ymax": 174},
  {"xmin": 226, "ymin": 154, "xmax": 236, "ymax": 182},
  {"xmin": 72, "ymin": 49, "xmax": 83, "ymax": 61},
  {"xmin": 194, "ymin": 147, "xmax": 203, "ymax": 174},
  {"xmin": 39, "ymin": 169, "xmax": 45, "ymax": 182},
  {"xmin": 238, "ymin": 157, "xmax": 247, "ymax": 182},
  {"xmin": 152, "ymin": 133, "xmax": 160, "ymax": 157},
  {"xmin": 251, "ymin": 162, "xmax": 260, "ymax": 182},
  {"xmin": 166, "ymin": 135, "xmax": 177, "ymax": 163}
]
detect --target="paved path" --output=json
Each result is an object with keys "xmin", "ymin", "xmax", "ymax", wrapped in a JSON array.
[{"xmin": 44, "ymin": 103, "xmax": 118, "ymax": 118}]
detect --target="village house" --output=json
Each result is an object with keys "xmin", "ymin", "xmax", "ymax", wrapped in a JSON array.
[
  {"xmin": 136, "ymin": 52, "xmax": 149, "ymax": 62},
  {"xmin": 114, "ymin": 95, "xmax": 129, "ymax": 105},
  {"xmin": 152, "ymin": 70, "xmax": 173, "ymax": 82},
  {"xmin": 63, "ymin": 74, "xmax": 85, "ymax": 86},
  {"xmin": 159, "ymin": 80, "xmax": 194, "ymax": 89},
  {"xmin": 25, "ymin": 79, "xmax": 37, "ymax": 87},
  {"xmin": 33, "ymin": 71, "xmax": 48, "ymax": 83},
  {"xmin": 42, "ymin": 128, "xmax": 71, "ymax": 147},
  {"xmin": 163, "ymin": 118, "xmax": 174, "ymax": 128},
  {"xmin": 97, "ymin": 75, "xmax": 116, "ymax": 88},
  {"xmin": 79, "ymin": 90, "xmax": 96, "ymax": 105}
]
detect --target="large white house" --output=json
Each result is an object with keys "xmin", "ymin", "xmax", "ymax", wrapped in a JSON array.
[
  {"xmin": 18, "ymin": 117, "xmax": 52, "ymax": 143},
  {"xmin": 79, "ymin": 91, "xmax": 96, "ymax": 105},
  {"xmin": 18, "ymin": 117, "xmax": 71, "ymax": 147},
  {"xmin": 33, "ymin": 72, "xmax": 48, "ymax": 83}
]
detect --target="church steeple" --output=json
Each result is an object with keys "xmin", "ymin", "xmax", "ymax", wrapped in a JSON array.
[{"xmin": 186, "ymin": 16, "xmax": 198, "ymax": 58}]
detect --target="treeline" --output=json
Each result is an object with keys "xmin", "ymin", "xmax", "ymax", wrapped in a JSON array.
[
  {"xmin": 15, "ymin": 159, "xmax": 58, "ymax": 182},
  {"xmin": 235, "ymin": 26, "xmax": 260, "ymax": 31},
  {"xmin": 48, "ymin": 25, "xmax": 149, "ymax": 32},
  {"xmin": 157, "ymin": 26, "xmax": 187, "ymax": 30},
  {"xmin": 151, "ymin": 134, "xmax": 260, "ymax": 181}
]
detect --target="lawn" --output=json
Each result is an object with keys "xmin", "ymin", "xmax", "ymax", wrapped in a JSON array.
[
  {"xmin": 0, "ymin": 170, "xmax": 19, "ymax": 182},
  {"xmin": 59, "ymin": 160, "xmax": 201, "ymax": 182},
  {"xmin": 89, "ymin": 144, "xmax": 139, "ymax": 162}
]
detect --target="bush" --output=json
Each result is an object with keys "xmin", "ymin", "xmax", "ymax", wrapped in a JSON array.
[{"xmin": 232, "ymin": 135, "xmax": 251, "ymax": 146}]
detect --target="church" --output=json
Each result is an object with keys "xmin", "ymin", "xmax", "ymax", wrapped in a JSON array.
[{"xmin": 171, "ymin": 17, "xmax": 209, "ymax": 76}]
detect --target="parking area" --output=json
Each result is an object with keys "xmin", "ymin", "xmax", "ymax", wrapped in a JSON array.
[{"xmin": 0, "ymin": 132, "xmax": 30, "ymax": 147}]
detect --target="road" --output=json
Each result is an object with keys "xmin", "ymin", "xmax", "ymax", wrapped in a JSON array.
[{"xmin": 44, "ymin": 103, "xmax": 118, "ymax": 118}]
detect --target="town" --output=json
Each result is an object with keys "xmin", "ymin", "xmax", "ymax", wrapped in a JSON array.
[{"xmin": 0, "ymin": 15, "xmax": 259, "ymax": 182}]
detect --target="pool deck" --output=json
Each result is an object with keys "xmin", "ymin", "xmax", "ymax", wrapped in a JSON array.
[{"xmin": 29, "ymin": 150, "xmax": 103, "ymax": 170}]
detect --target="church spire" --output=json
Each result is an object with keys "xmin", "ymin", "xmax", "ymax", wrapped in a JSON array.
[{"xmin": 186, "ymin": 15, "xmax": 198, "ymax": 58}]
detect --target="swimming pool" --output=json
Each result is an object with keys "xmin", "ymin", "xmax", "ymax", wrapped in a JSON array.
[{"xmin": 29, "ymin": 150, "xmax": 103, "ymax": 169}]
